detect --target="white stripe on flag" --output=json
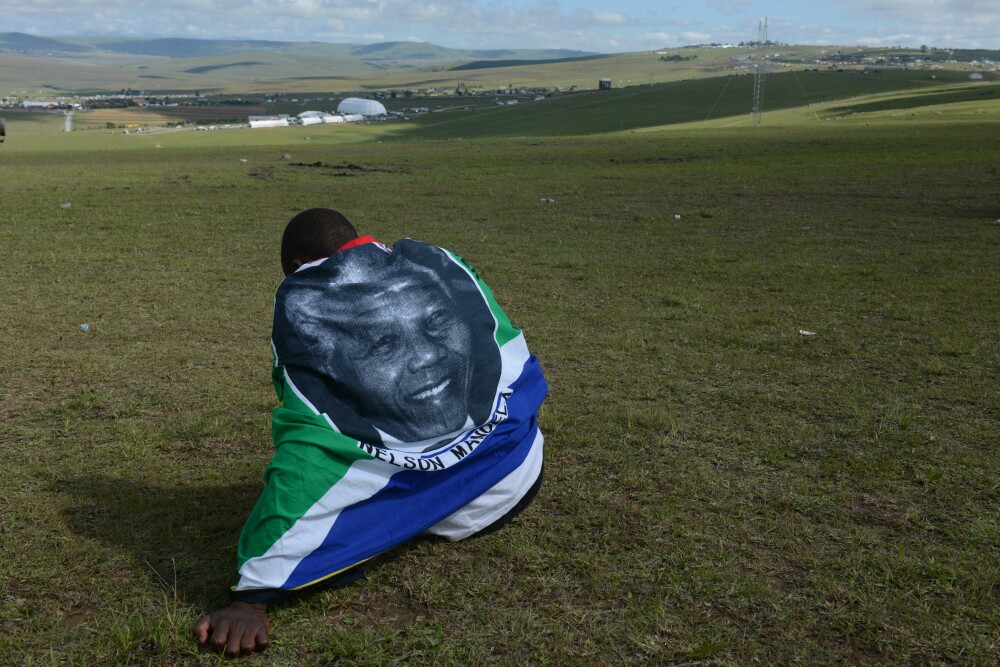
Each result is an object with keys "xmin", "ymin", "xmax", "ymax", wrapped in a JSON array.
[
  {"xmin": 423, "ymin": 427, "xmax": 543, "ymax": 540},
  {"xmin": 234, "ymin": 457, "xmax": 392, "ymax": 590}
]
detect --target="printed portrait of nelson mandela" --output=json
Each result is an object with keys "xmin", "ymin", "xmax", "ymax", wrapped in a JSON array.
[{"xmin": 272, "ymin": 239, "xmax": 504, "ymax": 452}]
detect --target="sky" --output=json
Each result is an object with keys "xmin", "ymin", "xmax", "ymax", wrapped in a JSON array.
[{"xmin": 4, "ymin": 0, "xmax": 1000, "ymax": 53}]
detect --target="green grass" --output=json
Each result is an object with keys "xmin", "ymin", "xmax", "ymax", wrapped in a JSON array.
[
  {"xmin": 387, "ymin": 70, "xmax": 980, "ymax": 139},
  {"xmin": 825, "ymin": 82, "xmax": 1000, "ymax": 117},
  {"xmin": 8, "ymin": 68, "xmax": 987, "ymax": 150},
  {"xmin": 0, "ymin": 104, "xmax": 998, "ymax": 665}
]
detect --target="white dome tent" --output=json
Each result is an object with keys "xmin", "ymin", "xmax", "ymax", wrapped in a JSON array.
[{"xmin": 336, "ymin": 98, "xmax": 387, "ymax": 117}]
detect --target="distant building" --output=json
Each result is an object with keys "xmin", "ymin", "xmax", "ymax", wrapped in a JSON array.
[
  {"xmin": 249, "ymin": 115, "xmax": 291, "ymax": 128},
  {"xmin": 336, "ymin": 98, "xmax": 387, "ymax": 116},
  {"xmin": 599, "ymin": 78, "xmax": 612, "ymax": 90},
  {"xmin": 298, "ymin": 111, "xmax": 335, "ymax": 125}
]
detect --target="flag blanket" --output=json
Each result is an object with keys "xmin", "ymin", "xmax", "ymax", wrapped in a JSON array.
[{"xmin": 233, "ymin": 238, "xmax": 547, "ymax": 596}]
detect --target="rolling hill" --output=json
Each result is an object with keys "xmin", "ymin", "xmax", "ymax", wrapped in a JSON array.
[
  {"xmin": 0, "ymin": 32, "xmax": 595, "ymax": 63},
  {"xmin": 2, "ymin": 33, "xmax": 997, "ymax": 103},
  {"xmin": 0, "ymin": 32, "xmax": 605, "ymax": 96},
  {"xmin": 390, "ymin": 69, "xmax": 995, "ymax": 139}
]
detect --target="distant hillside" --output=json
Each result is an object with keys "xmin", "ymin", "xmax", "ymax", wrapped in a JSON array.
[
  {"xmin": 0, "ymin": 32, "xmax": 90, "ymax": 53},
  {"xmin": 396, "ymin": 69, "xmax": 982, "ymax": 140},
  {"xmin": 347, "ymin": 41, "xmax": 593, "ymax": 62},
  {"xmin": 0, "ymin": 33, "xmax": 597, "ymax": 63},
  {"xmin": 347, "ymin": 41, "xmax": 473, "ymax": 62},
  {"xmin": 2, "ymin": 38, "xmax": 994, "ymax": 99},
  {"xmin": 452, "ymin": 54, "xmax": 615, "ymax": 71},
  {"xmin": 93, "ymin": 37, "xmax": 284, "ymax": 58}
]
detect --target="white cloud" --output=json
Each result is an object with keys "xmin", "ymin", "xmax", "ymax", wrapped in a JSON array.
[
  {"xmin": 593, "ymin": 12, "xmax": 630, "ymax": 26},
  {"xmin": 835, "ymin": 0, "xmax": 1000, "ymax": 22},
  {"xmin": 645, "ymin": 32, "xmax": 678, "ymax": 43},
  {"xmin": 640, "ymin": 32, "xmax": 682, "ymax": 49},
  {"xmin": 854, "ymin": 33, "xmax": 915, "ymax": 46},
  {"xmin": 832, "ymin": 0, "xmax": 1000, "ymax": 47},
  {"xmin": 681, "ymin": 31, "xmax": 712, "ymax": 42},
  {"xmin": 1, "ymin": 0, "xmax": 999, "ymax": 53}
]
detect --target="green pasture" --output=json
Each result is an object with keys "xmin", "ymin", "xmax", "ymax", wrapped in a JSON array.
[
  {"xmin": 1, "ymin": 102, "xmax": 998, "ymax": 666},
  {"xmin": 7, "ymin": 68, "xmax": 996, "ymax": 153},
  {"xmin": 387, "ymin": 70, "xmax": 977, "ymax": 139},
  {"xmin": 825, "ymin": 83, "xmax": 999, "ymax": 117},
  {"xmin": 0, "ymin": 110, "xmax": 66, "ymax": 137},
  {"xmin": 0, "ymin": 115, "xmax": 390, "ymax": 153}
]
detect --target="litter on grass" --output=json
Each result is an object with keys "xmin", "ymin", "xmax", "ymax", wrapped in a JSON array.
[
  {"xmin": 80, "ymin": 323, "xmax": 90, "ymax": 332},
  {"xmin": 60, "ymin": 202, "xmax": 72, "ymax": 209},
  {"xmin": 799, "ymin": 330, "xmax": 816, "ymax": 336},
  {"xmin": 540, "ymin": 197, "xmax": 557, "ymax": 203}
]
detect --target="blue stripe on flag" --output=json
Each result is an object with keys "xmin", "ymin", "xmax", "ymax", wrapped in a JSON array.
[{"xmin": 285, "ymin": 355, "xmax": 547, "ymax": 589}]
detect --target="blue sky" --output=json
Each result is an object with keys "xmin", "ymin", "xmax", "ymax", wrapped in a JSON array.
[{"xmin": 4, "ymin": 0, "xmax": 999, "ymax": 52}]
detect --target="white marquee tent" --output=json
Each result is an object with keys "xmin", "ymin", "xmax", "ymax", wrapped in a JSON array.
[{"xmin": 336, "ymin": 98, "xmax": 387, "ymax": 116}]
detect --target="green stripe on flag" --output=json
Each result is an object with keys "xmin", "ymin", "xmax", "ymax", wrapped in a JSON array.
[
  {"xmin": 444, "ymin": 249, "xmax": 521, "ymax": 348},
  {"xmin": 238, "ymin": 368, "xmax": 374, "ymax": 568}
]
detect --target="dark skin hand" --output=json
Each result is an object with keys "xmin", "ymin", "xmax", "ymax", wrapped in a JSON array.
[{"xmin": 193, "ymin": 601, "xmax": 270, "ymax": 656}]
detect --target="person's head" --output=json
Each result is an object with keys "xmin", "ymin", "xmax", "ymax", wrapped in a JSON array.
[{"xmin": 280, "ymin": 208, "xmax": 358, "ymax": 276}]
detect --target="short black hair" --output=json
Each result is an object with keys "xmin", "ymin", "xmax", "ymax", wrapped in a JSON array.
[{"xmin": 281, "ymin": 208, "xmax": 358, "ymax": 276}]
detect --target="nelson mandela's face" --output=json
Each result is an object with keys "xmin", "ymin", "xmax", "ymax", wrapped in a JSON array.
[{"xmin": 322, "ymin": 278, "xmax": 474, "ymax": 443}]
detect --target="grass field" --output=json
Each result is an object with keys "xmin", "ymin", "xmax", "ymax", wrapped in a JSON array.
[
  {"xmin": 73, "ymin": 106, "xmax": 270, "ymax": 130},
  {"xmin": 8, "ymin": 68, "xmax": 996, "ymax": 144},
  {"xmin": 0, "ymin": 96, "xmax": 998, "ymax": 665},
  {"xmin": 394, "ymin": 71, "xmax": 993, "ymax": 139}
]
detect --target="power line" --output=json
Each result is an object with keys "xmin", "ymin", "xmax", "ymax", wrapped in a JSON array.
[{"xmin": 752, "ymin": 17, "xmax": 768, "ymax": 126}]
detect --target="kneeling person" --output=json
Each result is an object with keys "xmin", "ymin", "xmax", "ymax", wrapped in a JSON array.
[{"xmin": 194, "ymin": 208, "xmax": 547, "ymax": 655}]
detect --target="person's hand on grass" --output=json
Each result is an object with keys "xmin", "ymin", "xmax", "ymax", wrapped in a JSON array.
[{"xmin": 193, "ymin": 601, "xmax": 270, "ymax": 655}]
